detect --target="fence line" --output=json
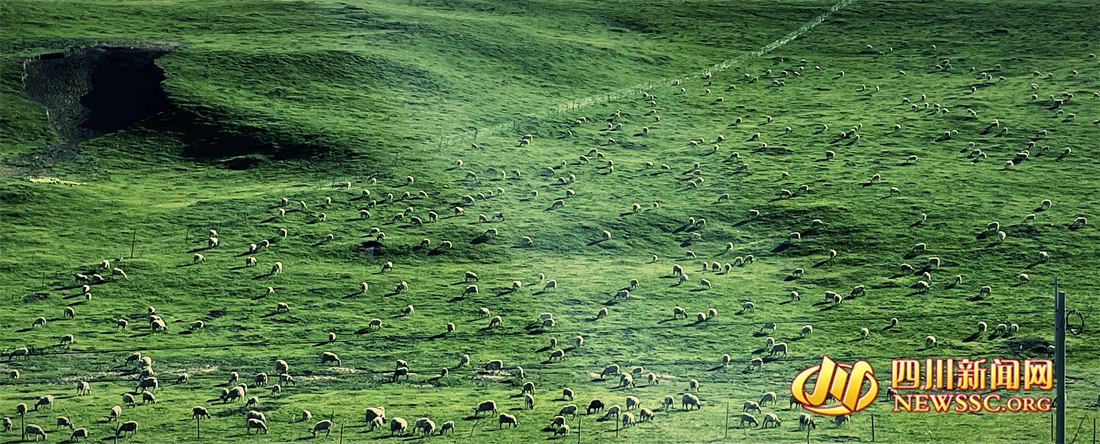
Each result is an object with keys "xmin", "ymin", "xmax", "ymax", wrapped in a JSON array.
[{"xmin": 438, "ymin": 0, "xmax": 857, "ymax": 146}]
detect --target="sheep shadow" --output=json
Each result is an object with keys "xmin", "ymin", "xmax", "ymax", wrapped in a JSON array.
[
  {"xmin": 587, "ymin": 239, "xmax": 609, "ymax": 246},
  {"xmin": 818, "ymin": 304, "xmax": 838, "ymax": 312},
  {"xmin": 470, "ymin": 236, "xmax": 490, "ymax": 245},
  {"xmin": 882, "ymin": 324, "xmax": 896, "ymax": 332},
  {"xmin": 751, "ymin": 332, "xmax": 770, "ymax": 338},
  {"xmin": 706, "ymin": 365, "xmax": 727, "ymax": 372},
  {"xmin": 689, "ymin": 288, "xmax": 708, "ymax": 292},
  {"xmin": 657, "ymin": 318, "xmax": 679, "ymax": 324},
  {"xmin": 771, "ymin": 242, "xmax": 793, "ymax": 253}
]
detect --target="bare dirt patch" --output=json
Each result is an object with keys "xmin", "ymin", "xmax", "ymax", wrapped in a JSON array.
[{"xmin": 6, "ymin": 40, "xmax": 178, "ymax": 175}]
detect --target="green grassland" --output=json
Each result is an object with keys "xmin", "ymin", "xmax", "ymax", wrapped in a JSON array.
[{"xmin": 1, "ymin": 0, "xmax": 1098, "ymax": 443}]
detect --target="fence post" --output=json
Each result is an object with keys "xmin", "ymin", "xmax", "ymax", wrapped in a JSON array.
[
  {"xmin": 871, "ymin": 414, "xmax": 875, "ymax": 441},
  {"xmin": 725, "ymin": 402, "xmax": 729, "ymax": 440},
  {"xmin": 129, "ymin": 230, "xmax": 137, "ymax": 259},
  {"xmin": 577, "ymin": 416, "xmax": 581, "ymax": 444},
  {"xmin": 196, "ymin": 415, "xmax": 200, "ymax": 440}
]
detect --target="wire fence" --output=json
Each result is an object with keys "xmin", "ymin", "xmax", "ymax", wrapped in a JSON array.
[{"xmin": 436, "ymin": 0, "xmax": 858, "ymax": 147}]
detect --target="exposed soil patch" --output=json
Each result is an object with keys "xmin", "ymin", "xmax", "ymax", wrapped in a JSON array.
[
  {"xmin": 24, "ymin": 45, "xmax": 172, "ymax": 144},
  {"xmin": 6, "ymin": 40, "xmax": 178, "ymax": 174}
]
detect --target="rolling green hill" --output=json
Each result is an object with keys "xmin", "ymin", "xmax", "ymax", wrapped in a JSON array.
[{"xmin": 1, "ymin": 1, "xmax": 1097, "ymax": 443}]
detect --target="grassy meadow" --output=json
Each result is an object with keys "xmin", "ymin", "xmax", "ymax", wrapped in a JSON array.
[{"xmin": 1, "ymin": 0, "xmax": 1098, "ymax": 443}]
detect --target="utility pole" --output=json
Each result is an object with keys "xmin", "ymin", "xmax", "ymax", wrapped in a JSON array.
[{"xmin": 1054, "ymin": 278, "xmax": 1066, "ymax": 444}]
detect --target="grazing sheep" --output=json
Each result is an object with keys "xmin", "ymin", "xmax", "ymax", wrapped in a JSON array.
[
  {"xmin": 835, "ymin": 414, "xmax": 851, "ymax": 427},
  {"xmin": 689, "ymin": 379, "xmax": 700, "ymax": 392},
  {"xmin": 682, "ymin": 394, "xmax": 701, "ymax": 410},
  {"xmin": 31, "ymin": 395, "xmax": 55, "ymax": 411},
  {"xmin": 576, "ymin": 336, "xmax": 584, "ymax": 347},
  {"xmin": 544, "ymin": 280, "xmax": 558, "ymax": 291},
  {"xmin": 115, "ymin": 421, "xmax": 139, "ymax": 439},
  {"xmin": 389, "ymin": 417, "xmax": 411, "ymax": 435},
  {"xmin": 498, "ymin": 414, "xmax": 519, "ymax": 429},
  {"xmin": 749, "ymin": 358, "xmax": 763, "ymax": 371},
  {"xmin": 488, "ymin": 315, "xmax": 503, "ymax": 328},
  {"xmin": 761, "ymin": 413, "xmax": 783, "ymax": 428},
  {"xmin": 739, "ymin": 413, "xmax": 759, "ymax": 427},
  {"xmin": 71, "ymin": 428, "xmax": 89, "ymax": 441},
  {"xmin": 557, "ymin": 404, "xmax": 580, "ymax": 420},
  {"xmin": 770, "ymin": 343, "xmax": 789, "ymax": 356},
  {"xmin": 800, "ymin": 325, "xmax": 813, "ymax": 337},
  {"xmin": 25, "ymin": 424, "xmax": 48, "ymax": 441},
  {"xmin": 980, "ymin": 285, "xmax": 992, "ymax": 296},
  {"xmin": 56, "ymin": 416, "xmax": 74, "ymax": 430},
  {"xmin": 620, "ymin": 373, "xmax": 636, "ymax": 388},
  {"xmin": 479, "ymin": 358, "xmax": 501, "ymax": 373},
  {"xmin": 109, "ymin": 405, "xmax": 122, "ymax": 421},
  {"xmin": 799, "ymin": 413, "xmax": 817, "ymax": 431},
  {"xmin": 926, "ymin": 336, "xmax": 938, "ymax": 347},
  {"xmin": 743, "ymin": 401, "xmax": 761, "ymax": 413},
  {"xmin": 320, "ymin": 352, "xmax": 341, "ymax": 365},
  {"xmin": 601, "ymin": 365, "xmax": 620, "ymax": 378},
  {"xmin": 270, "ymin": 262, "xmax": 283, "ymax": 275},
  {"xmin": 760, "ymin": 322, "xmax": 777, "ymax": 332}
]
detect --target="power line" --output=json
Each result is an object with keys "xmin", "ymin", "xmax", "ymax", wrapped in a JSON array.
[{"xmin": 6, "ymin": 308, "xmax": 1054, "ymax": 359}]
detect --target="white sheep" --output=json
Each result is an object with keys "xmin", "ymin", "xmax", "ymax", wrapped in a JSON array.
[
  {"xmin": 926, "ymin": 336, "xmax": 938, "ymax": 347},
  {"xmin": 682, "ymin": 393, "xmax": 701, "ymax": 410},
  {"xmin": 498, "ymin": 413, "xmax": 519, "ymax": 429},
  {"xmin": 770, "ymin": 342, "xmax": 789, "ymax": 357}
]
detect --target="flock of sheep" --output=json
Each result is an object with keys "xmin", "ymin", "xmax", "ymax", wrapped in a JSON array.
[{"xmin": 3, "ymin": 22, "xmax": 1096, "ymax": 442}]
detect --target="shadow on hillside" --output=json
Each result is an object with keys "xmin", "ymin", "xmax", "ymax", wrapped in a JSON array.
[
  {"xmin": 881, "ymin": 324, "xmax": 896, "ymax": 332},
  {"xmin": 962, "ymin": 332, "xmax": 981, "ymax": 342},
  {"xmin": 818, "ymin": 304, "xmax": 838, "ymax": 312},
  {"xmin": 771, "ymin": 242, "xmax": 793, "ymax": 253}
]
